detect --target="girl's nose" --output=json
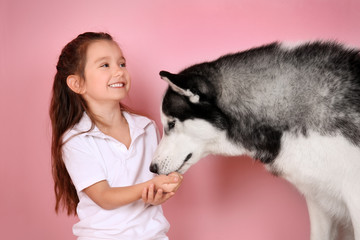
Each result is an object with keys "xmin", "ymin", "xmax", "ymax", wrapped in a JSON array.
[{"xmin": 113, "ymin": 66, "xmax": 124, "ymax": 77}]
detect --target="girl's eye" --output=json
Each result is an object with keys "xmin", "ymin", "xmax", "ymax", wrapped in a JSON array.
[
  {"xmin": 120, "ymin": 63, "xmax": 126, "ymax": 68},
  {"xmin": 101, "ymin": 63, "xmax": 110, "ymax": 68}
]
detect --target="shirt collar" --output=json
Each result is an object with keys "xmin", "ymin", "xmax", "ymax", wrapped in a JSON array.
[{"xmin": 73, "ymin": 111, "xmax": 152, "ymax": 139}]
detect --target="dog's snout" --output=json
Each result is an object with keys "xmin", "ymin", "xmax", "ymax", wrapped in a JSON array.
[{"xmin": 150, "ymin": 164, "xmax": 158, "ymax": 174}]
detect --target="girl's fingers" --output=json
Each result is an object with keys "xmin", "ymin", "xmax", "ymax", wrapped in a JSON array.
[
  {"xmin": 148, "ymin": 184, "xmax": 155, "ymax": 201},
  {"xmin": 169, "ymin": 173, "xmax": 179, "ymax": 182},
  {"xmin": 164, "ymin": 192, "xmax": 175, "ymax": 200},
  {"xmin": 142, "ymin": 186, "xmax": 148, "ymax": 203},
  {"xmin": 168, "ymin": 172, "xmax": 183, "ymax": 182},
  {"xmin": 154, "ymin": 189, "xmax": 163, "ymax": 203}
]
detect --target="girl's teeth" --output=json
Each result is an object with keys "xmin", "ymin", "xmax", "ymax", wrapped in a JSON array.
[{"xmin": 109, "ymin": 83, "xmax": 124, "ymax": 87}]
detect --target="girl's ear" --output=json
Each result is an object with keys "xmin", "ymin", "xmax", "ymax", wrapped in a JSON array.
[{"xmin": 66, "ymin": 75, "xmax": 85, "ymax": 94}]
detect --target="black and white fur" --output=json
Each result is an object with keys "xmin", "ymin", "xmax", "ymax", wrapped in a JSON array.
[{"xmin": 150, "ymin": 42, "xmax": 360, "ymax": 240}]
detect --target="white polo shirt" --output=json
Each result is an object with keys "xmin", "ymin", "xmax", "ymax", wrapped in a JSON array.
[{"xmin": 62, "ymin": 111, "xmax": 169, "ymax": 240}]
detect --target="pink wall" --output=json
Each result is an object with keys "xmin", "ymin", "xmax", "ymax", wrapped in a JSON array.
[{"xmin": 1, "ymin": 0, "xmax": 359, "ymax": 239}]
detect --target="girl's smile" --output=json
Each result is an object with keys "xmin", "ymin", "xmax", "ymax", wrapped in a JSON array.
[{"xmin": 108, "ymin": 82, "xmax": 125, "ymax": 88}]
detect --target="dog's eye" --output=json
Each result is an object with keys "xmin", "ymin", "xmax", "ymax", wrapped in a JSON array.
[{"xmin": 168, "ymin": 120, "xmax": 176, "ymax": 130}]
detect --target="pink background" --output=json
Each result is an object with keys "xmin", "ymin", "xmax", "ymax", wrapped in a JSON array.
[{"xmin": 1, "ymin": 0, "xmax": 359, "ymax": 239}]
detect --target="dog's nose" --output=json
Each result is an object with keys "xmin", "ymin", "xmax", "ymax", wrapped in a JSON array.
[{"xmin": 149, "ymin": 164, "xmax": 158, "ymax": 174}]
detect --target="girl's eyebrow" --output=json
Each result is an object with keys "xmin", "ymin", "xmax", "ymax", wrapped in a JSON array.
[
  {"xmin": 94, "ymin": 56, "xmax": 126, "ymax": 63},
  {"xmin": 94, "ymin": 56, "xmax": 110, "ymax": 63}
]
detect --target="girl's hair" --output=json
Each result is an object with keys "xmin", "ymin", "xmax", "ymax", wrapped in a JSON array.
[{"xmin": 50, "ymin": 32, "xmax": 115, "ymax": 215}]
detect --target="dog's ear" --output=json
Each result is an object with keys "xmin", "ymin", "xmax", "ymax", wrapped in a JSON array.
[{"xmin": 160, "ymin": 70, "xmax": 212, "ymax": 103}]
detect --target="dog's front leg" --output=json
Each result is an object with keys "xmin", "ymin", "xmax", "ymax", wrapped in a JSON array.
[{"xmin": 306, "ymin": 198, "xmax": 337, "ymax": 240}]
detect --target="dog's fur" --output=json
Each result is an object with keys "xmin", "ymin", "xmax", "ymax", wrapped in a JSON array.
[{"xmin": 150, "ymin": 42, "xmax": 360, "ymax": 240}]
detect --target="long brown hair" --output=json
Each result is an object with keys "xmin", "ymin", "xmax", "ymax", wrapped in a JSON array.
[{"xmin": 49, "ymin": 32, "xmax": 115, "ymax": 215}]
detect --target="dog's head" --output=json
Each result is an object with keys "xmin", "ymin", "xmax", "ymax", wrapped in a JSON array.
[{"xmin": 150, "ymin": 70, "xmax": 244, "ymax": 175}]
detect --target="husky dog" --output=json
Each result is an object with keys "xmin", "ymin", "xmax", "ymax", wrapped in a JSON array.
[{"xmin": 150, "ymin": 42, "xmax": 360, "ymax": 240}]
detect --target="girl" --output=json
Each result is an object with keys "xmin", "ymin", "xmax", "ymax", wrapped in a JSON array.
[{"xmin": 50, "ymin": 32, "xmax": 183, "ymax": 240}]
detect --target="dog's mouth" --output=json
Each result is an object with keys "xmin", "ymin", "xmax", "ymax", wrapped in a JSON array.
[{"xmin": 176, "ymin": 153, "xmax": 192, "ymax": 173}]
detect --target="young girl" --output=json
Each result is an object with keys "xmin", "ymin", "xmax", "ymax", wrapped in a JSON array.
[{"xmin": 50, "ymin": 32, "xmax": 183, "ymax": 240}]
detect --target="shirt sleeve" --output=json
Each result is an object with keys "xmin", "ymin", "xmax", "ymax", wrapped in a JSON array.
[{"xmin": 62, "ymin": 135, "xmax": 107, "ymax": 192}]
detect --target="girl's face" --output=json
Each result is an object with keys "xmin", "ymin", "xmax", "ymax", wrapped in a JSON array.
[{"xmin": 81, "ymin": 40, "xmax": 131, "ymax": 106}]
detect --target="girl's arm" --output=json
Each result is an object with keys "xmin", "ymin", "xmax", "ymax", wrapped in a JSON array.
[{"xmin": 83, "ymin": 173, "xmax": 182, "ymax": 210}]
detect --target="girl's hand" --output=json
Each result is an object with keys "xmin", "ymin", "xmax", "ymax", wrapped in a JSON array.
[
  {"xmin": 142, "ymin": 172, "xmax": 183, "ymax": 205},
  {"xmin": 141, "ymin": 184, "xmax": 175, "ymax": 205},
  {"xmin": 167, "ymin": 172, "xmax": 183, "ymax": 192},
  {"xmin": 152, "ymin": 172, "xmax": 183, "ymax": 193}
]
